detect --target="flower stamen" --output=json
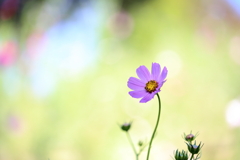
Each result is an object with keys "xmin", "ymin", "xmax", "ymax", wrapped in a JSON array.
[{"xmin": 145, "ymin": 80, "xmax": 158, "ymax": 93}]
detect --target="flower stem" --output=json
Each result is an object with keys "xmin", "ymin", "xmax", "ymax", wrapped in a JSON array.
[
  {"xmin": 190, "ymin": 154, "xmax": 194, "ymax": 160},
  {"xmin": 146, "ymin": 93, "xmax": 161, "ymax": 160},
  {"xmin": 126, "ymin": 131, "xmax": 138, "ymax": 160}
]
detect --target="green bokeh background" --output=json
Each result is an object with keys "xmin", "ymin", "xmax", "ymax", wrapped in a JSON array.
[{"xmin": 0, "ymin": 0, "xmax": 240, "ymax": 159}]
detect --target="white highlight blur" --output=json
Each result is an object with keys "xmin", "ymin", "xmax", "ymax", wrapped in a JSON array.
[
  {"xmin": 156, "ymin": 50, "xmax": 183, "ymax": 78},
  {"xmin": 226, "ymin": 99, "xmax": 240, "ymax": 127}
]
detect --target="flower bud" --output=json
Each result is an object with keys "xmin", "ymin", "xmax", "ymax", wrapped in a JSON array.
[
  {"xmin": 174, "ymin": 149, "xmax": 188, "ymax": 160},
  {"xmin": 183, "ymin": 132, "xmax": 198, "ymax": 143},
  {"xmin": 185, "ymin": 134, "xmax": 194, "ymax": 142},
  {"xmin": 138, "ymin": 140, "xmax": 143, "ymax": 147},
  {"xmin": 120, "ymin": 122, "xmax": 131, "ymax": 132},
  {"xmin": 186, "ymin": 141, "xmax": 203, "ymax": 155}
]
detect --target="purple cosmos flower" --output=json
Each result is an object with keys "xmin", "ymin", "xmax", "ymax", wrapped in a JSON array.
[{"xmin": 127, "ymin": 63, "xmax": 168, "ymax": 103}]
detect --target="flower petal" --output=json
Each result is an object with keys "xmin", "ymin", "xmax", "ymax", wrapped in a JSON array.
[
  {"xmin": 140, "ymin": 93, "xmax": 155, "ymax": 103},
  {"xmin": 159, "ymin": 66, "xmax": 168, "ymax": 82},
  {"xmin": 127, "ymin": 77, "xmax": 145, "ymax": 90},
  {"xmin": 129, "ymin": 90, "xmax": 147, "ymax": 98},
  {"xmin": 136, "ymin": 65, "xmax": 151, "ymax": 83},
  {"xmin": 128, "ymin": 83, "xmax": 144, "ymax": 91},
  {"xmin": 151, "ymin": 63, "xmax": 161, "ymax": 80}
]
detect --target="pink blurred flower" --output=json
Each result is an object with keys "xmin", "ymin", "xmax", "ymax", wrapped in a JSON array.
[
  {"xmin": 109, "ymin": 11, "xmax": 134, "ymax": 38},
  {"xmin": 0, "ymin": 41, "xmax": 17, "ymax": 66},
  {"xmin": 7, "ymin": 114, "xmax": 21, "ymax": 131}
]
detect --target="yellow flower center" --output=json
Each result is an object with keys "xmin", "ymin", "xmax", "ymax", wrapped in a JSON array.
[{"xmin": 145, "ymin": 80, "xmax": 158, "ymax": 93}]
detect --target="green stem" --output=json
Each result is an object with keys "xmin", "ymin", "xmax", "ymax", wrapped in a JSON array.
[
  {"xmin": 126, "ymin": 132, "xmax": 138, "ymax": 160},
  {"xmin": 146, "ymin": 93, "xmax": 161, "ymax": 160},
  {"xmin": 190, "ymin": 154, "xmax": 194, "ymax": 160}
]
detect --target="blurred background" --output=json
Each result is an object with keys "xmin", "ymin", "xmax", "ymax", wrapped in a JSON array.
[{"xmin": 0, "ymin": 0, "xmax": 240, "ymax": 159}]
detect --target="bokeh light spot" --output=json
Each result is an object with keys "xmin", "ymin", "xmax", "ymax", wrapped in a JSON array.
[
  {"xmin": 226, "ymin": 99, "xmax": 240, "ymax": 127},
  {"xmin": 156, "ymin": 50, "xmax": 183, "ymax": 78}
]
